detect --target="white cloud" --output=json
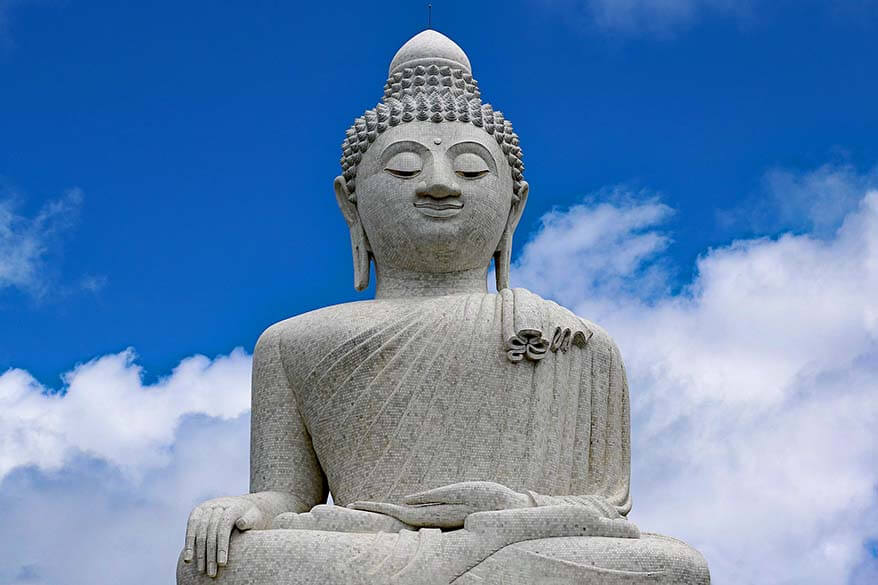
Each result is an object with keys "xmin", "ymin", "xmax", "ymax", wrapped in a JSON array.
[
  {"xmin": 511, "ymin": 187, "xmax": 675, "ymax": 302},
  {"xmin": 0, "ymin": 348, "xmax": 252, "ymax": 480},
  {"xmin": 513, "ymin": 172, "xmax": 878, "ymax": 583},
  {"xmin": 0, "ymin": 347, "xmax": 253, "ymax": 584},
  {"xmin": 0, "ymin": 188, "xmax": 82, "ymax": 296},
  {"xmin": 0, "ymin": 414, "xmax": 252, "ymax": 585}
]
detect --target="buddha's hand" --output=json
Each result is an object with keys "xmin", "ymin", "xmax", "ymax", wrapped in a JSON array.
[
  {"xmin": 348, "ymin": 481, "xmax": 532, "ymax": 529},
  {"xmin": 272, "ymin": 504, "xmax": 411, "ymax": 532},
  {"xmin": 183, "ymin": 495, "xmax": 267, "ymax": 578}
]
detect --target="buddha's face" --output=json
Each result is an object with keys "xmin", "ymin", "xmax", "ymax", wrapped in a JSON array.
[{"xmin": 351, "ymin": 121, "xmax": 519, "ymax": 274}]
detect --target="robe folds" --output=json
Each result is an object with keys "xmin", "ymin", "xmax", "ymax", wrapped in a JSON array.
[{"xmin": 292, "ymin": 288, "xmax": 632, "ymax": 514}]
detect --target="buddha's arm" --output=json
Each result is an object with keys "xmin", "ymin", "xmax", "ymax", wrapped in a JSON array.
[
  {"xmin": 249, "ymin": 322, "xmax": 328, "ymax": 511},
  {"xmin": 527, "ymin": 336, "xmax": 634, "ymax": 518},
  {"xmin": 182, "ymin": 324, "xmax": 328, "ymax": 577}
]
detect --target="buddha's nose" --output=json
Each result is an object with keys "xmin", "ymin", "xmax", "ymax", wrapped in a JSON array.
[{"xmin": 416, "ymin": 167, "xmax": 461, "ymax": 199}]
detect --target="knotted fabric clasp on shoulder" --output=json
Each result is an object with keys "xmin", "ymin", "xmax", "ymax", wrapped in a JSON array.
[{"xmin": 500, "ymin": 288, "xmax": 593, "ymax": 363}]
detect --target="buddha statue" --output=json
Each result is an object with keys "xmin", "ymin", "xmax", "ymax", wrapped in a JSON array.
[{"xmin": 176, "ymin": 30, "xmax": 710, "ymax": 585}]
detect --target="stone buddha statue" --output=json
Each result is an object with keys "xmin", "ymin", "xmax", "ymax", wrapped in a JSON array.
[{"xmin": 177, "ymin": 30, "xmax": 710, "ymax": 585}]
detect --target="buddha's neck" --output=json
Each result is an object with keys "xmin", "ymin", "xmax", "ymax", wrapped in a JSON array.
[{"xmin": 374, "ymin": 265, "xmax": 489, "ymax": 299}]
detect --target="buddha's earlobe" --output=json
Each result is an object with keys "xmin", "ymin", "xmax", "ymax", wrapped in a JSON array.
[
  {"xmin": 494, "ymin": 181, "xmax": 529, "ymax": 291},
  {"xmin": 334, "ymin": 176, "xmax": 371, "ymax": 291}
]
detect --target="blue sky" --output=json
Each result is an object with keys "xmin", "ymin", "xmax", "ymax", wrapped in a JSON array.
[
  {"xmin": 3, "ymin": 0, "xmax": 876, "ymax": 382},
  {"xmin": 1, "ymin": 1, "xmax": 877, "ymax": 584}
]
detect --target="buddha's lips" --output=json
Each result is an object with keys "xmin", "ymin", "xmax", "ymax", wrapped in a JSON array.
[
  {"xmin": 414, "ymin": 200, "xmax": 464, "ymax": 218},
  {"xmin": 413, "ymin": 201, "xmax": 463, "ymax": 210}
]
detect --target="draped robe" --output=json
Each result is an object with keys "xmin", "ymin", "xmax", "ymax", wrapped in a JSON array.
[
  {"xmin": 178, "ymin": 289, "xmax": 709, "ymax": 585},
  {"xmin": 296, "ymin": 288, "xmax": 631, "ymax": 512}
]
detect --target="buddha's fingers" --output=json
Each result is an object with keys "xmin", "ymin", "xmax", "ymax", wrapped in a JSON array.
[
  {"xmin": 196, "ymin": 507, "xmax": 210, "ymax": 573},
  {"xmin": 183, "ymin": 507, "xmax": 203, "ymax": 563},
  {"xmin": 206, "ymin": 508, "xmax": 222, "ymax": 577},
  {"xmin": 235, "ymin": 506, "xmax": 263, "ymax": 531},
  {"xmin": 216, "ymin": 510, "xmax": 237, "ymax": 567}
]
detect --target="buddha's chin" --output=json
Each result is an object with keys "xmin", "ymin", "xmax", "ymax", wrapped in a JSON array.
[
  {"xmin": 369, "ymin": 216, "xmax": 502, "ymax": 271},
  {"xmin": 417, "ymin": 223, "xmax": 480, "ymax": 250},
  {"xmin": 418, "ymin": 208, "xmax": 462, "ymax": 219}
]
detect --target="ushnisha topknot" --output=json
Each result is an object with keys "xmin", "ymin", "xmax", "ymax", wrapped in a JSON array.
[{"xmin": 340, "ymin": 30, "xmax": 525, "ymax": 201}]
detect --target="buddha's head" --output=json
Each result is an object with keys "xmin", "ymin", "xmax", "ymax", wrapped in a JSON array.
[{"xmin": 334, "ymin": 30, "xmax": 528, "ymax": 291}]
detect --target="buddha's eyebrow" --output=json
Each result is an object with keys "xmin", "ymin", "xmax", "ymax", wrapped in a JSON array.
[
  {"xmin": 451, "ymin": 140, "xmax": 491, "ymax": 151},
  {"xmin": 449, "ymin": 141, "xmax": 497, "ymax": 166},
  {"xmin": 379, "ymin": 140, "xmax": 426, "ymax": 160}
]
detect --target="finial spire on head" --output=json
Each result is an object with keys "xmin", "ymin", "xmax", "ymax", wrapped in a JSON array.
[{"xmin": 389, "ymin": 30, "xmax": 471, "ymax": 76}]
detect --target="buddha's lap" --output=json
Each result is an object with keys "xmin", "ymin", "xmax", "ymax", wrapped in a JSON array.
[
  {"xmin": 474, "ymin": 533, "xmax": 710, "ymax": 584},
  {"xmin": 177, "ymin": 529, "xmax": 708, "ymax": 584}
]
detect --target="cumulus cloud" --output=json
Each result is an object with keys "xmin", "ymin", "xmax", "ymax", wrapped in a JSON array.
[
  {"xmin": 0, "ymin": 348, "xmax": 252, "ymax": 480},
  {"xmin": 0, "ymin": 414, "xmax": 252, "ymax": 585},
  {"xmin": 513, "ymin": 170, "xmax": 878, "ymax": 583},
  {"xmin": 511, "ymin": 187, "xmax": 675, "ymax": 302},
  {"xmin": 0, "ymin": 187, "xmax": 82, "ymax": 296},
  {"xmin": 0, "ymin": 348, "xmax": 253, "ymax": 584}
]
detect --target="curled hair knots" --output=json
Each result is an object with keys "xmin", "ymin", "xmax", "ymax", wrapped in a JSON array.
[{"xmin": 343, "ymin": 66, "xmax": 524, "ymax": 200}]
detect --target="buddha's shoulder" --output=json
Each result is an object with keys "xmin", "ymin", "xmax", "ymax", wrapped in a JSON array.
[
  {"xmin": 253, "ymin": 299, "xmax": 425, "ymax": 378},
  {"xmin": 253, "ymin": 291, "xmax": 622, "ymax": 375},
  {"xmin": 256, "ymin": 299, "xmax": 391, "ymax": 344},
  {"xmin": 508, "ymin": 287, "xmax": 620, "ymax": 355}
]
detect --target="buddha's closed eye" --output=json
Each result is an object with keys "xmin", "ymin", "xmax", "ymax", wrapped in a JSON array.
[
  {"xmin": 453, "ymin": 152, "xmax": 490, "ymax": 179},
  {"xmin": 385, "ymin": 151, "xmax": 423, "ymax": 178}
]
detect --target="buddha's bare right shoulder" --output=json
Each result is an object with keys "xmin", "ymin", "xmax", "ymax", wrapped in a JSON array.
[{"xmin": 254, "ymin": 299, "xmax": 400, "ymax": 384}]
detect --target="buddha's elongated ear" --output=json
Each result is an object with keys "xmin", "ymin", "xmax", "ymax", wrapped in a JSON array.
[
  {"xmin": 494, "ymin": 181, "xmax": 529, "ymax": 291},
  {"xmin": 334, "ymin": 176, "xmax": 371, "ymax": 291}
]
